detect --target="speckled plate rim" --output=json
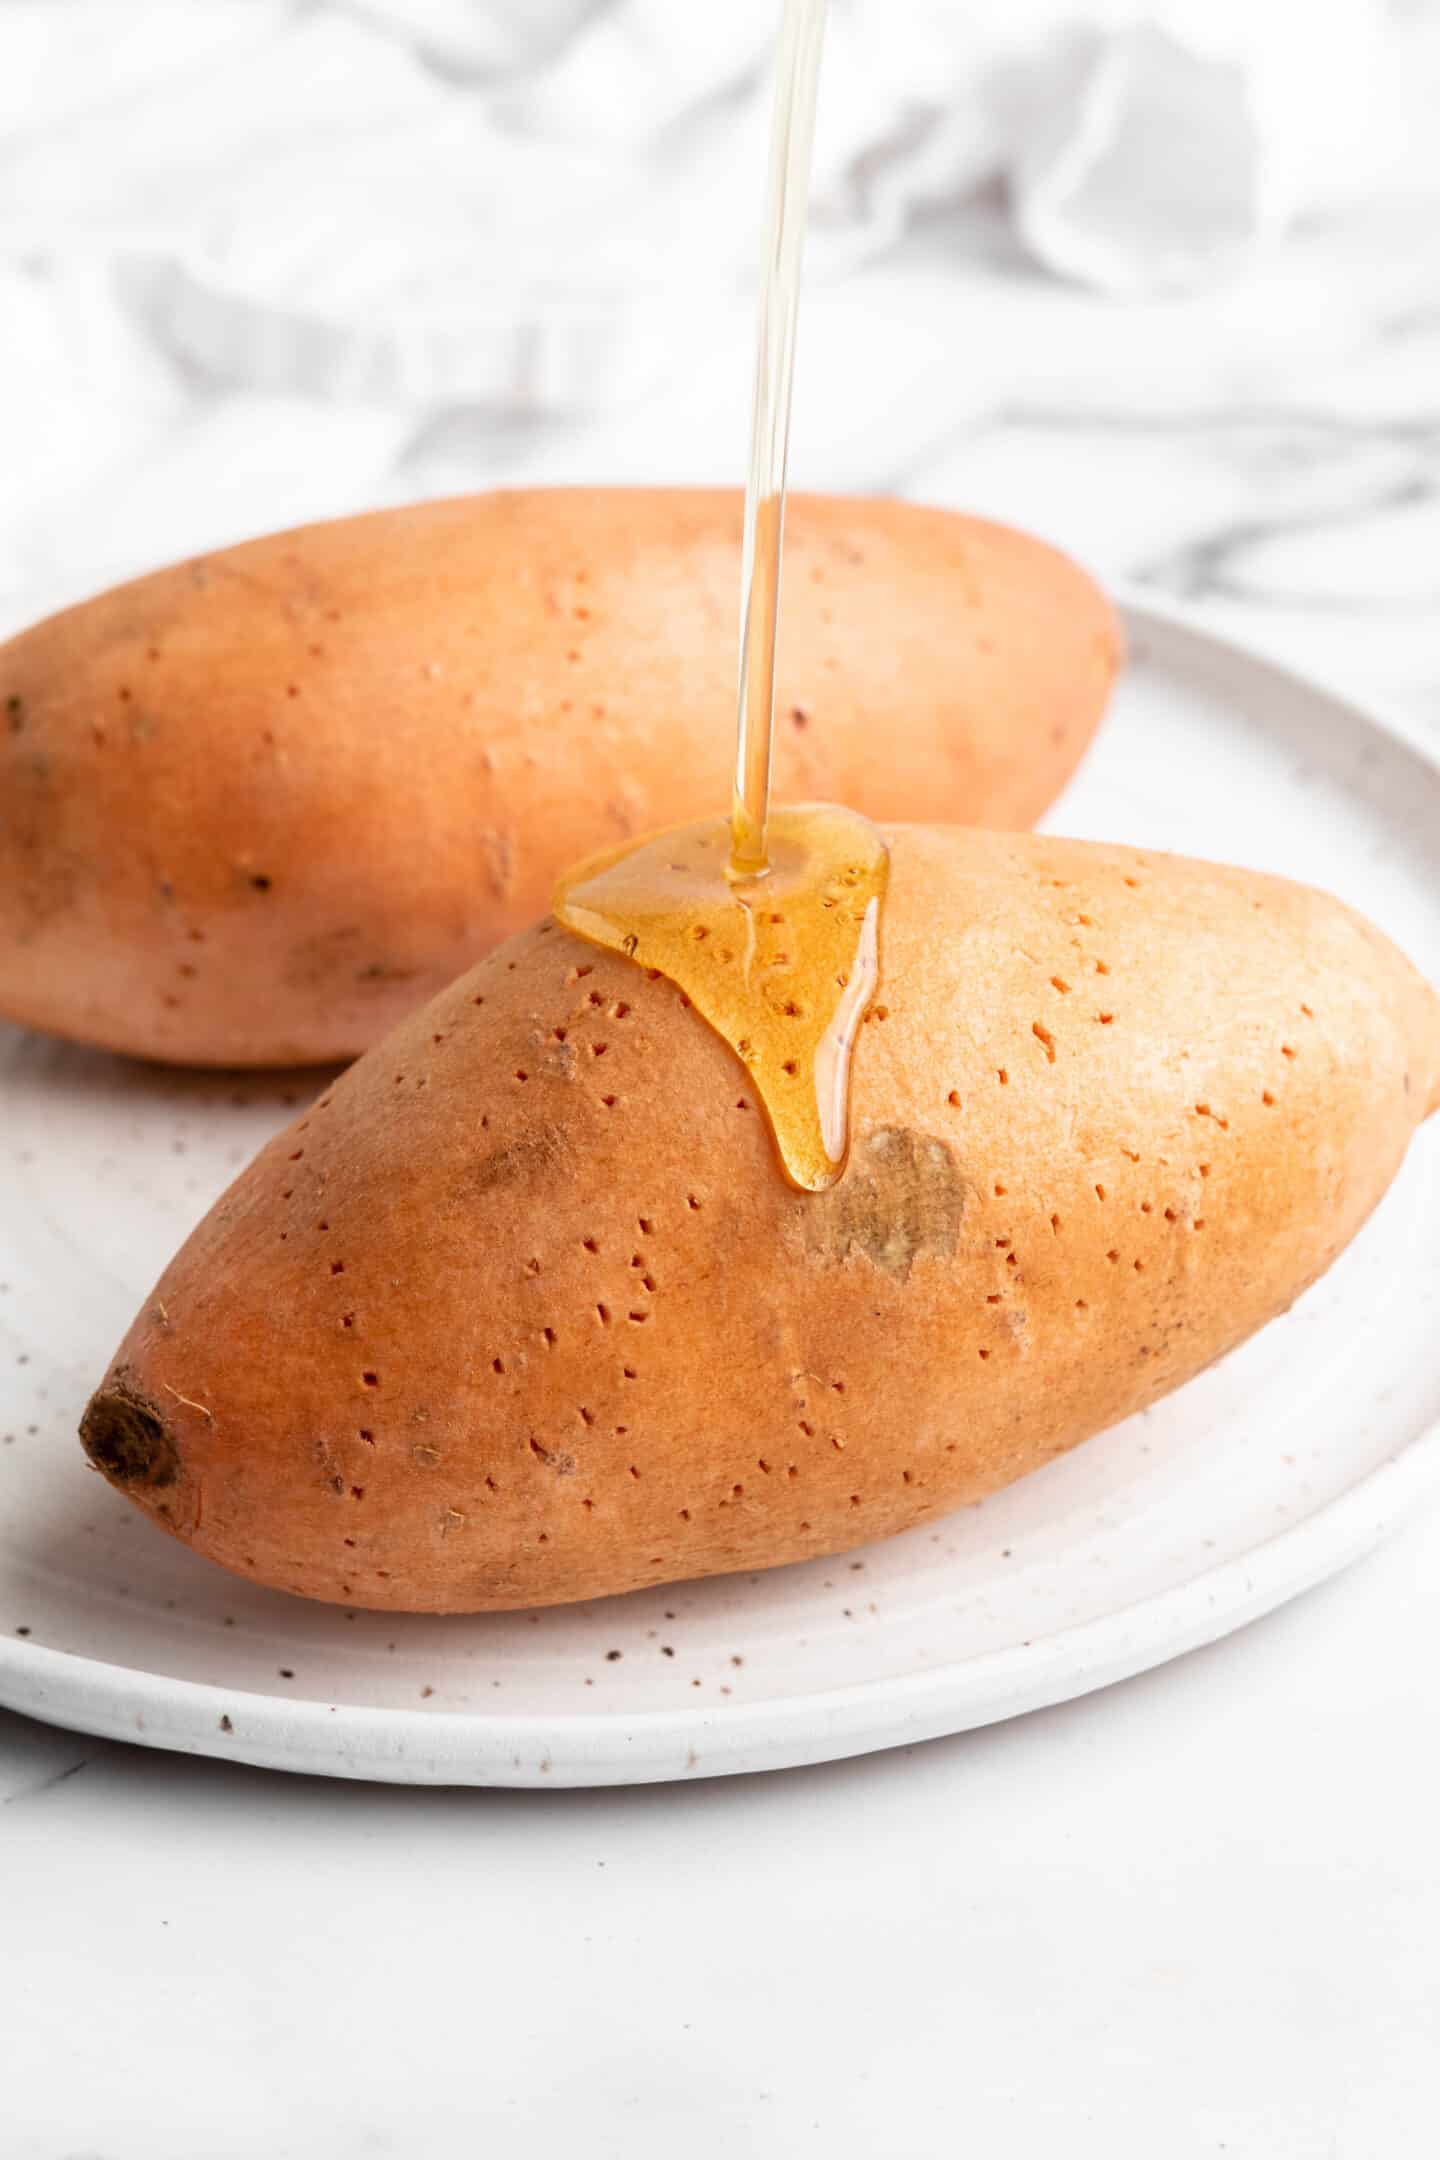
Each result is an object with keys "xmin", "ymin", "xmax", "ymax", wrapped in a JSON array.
[
  {"xmin": 3, "ymin": 594, "xmax": 1439, "ymax": 1787},
  {"xmin": 5, "ymin": 1423, "xmax": 1440, "ymax": 1786}
]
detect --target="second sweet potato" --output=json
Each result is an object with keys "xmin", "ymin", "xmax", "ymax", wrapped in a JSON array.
[{"xmin": 0, "ymin": 489, "xmax": 1120, "ymax": 1065}]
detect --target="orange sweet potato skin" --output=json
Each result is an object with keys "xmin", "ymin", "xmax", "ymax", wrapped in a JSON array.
[
  {"xmin": 81, "ymin": 829, "xmax": 1440, "ymax": 1613},
  {"xmin": 0, "ymin": 490, "xmax": 1119, "ymax": 1065}
]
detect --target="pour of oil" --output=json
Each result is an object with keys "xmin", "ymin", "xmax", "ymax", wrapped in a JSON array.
[
  {"xmin": 554, "ymin": 0, "xmax": 889, "ymax": 1193},
  {"xmin": 730, "ymin": 0, "xmax": 828, "ymax": 878}
]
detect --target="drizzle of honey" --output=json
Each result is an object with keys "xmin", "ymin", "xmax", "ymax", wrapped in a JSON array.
[
  {"xmin": 553, "ymin": 0, "xmax": 888, "ymax": 1193},
  {"xmin": 554, "ymin": 806, "xmax": 886, "ymax": 1190}
]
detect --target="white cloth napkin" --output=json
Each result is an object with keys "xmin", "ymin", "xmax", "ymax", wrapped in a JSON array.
[
  {"xmin": 0, "ymin": 0, "xmax": 1404, "ymax": 413},
  {"xmin": 1009, "ymin": 0, "xmax": 1390, "ymax": 295},
  {"xmin": 0, "ymin": 0, "xmax": 1429, "ymax": 619}
]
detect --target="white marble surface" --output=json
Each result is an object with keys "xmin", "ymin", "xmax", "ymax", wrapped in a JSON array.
[{"xmin": 6, "ymin": 71, "xmax": 1440, "ymax": 2160}]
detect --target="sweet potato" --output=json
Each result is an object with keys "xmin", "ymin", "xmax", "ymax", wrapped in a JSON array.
[
  {"xmin": 79, "ymin": 827, "xmax": 1440, "ymax": 1611},
  {"xmin": 0, "ymin": 491, "xmax": 1118, "ymax": 1065}
]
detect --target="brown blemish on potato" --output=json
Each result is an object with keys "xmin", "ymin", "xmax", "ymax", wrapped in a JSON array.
[
  {"xmin": 281, "ymin": 923, "xmax": 363, "ymax": 991},
  {"xmin": 5, "ymin": 744, "xmax": 82, "ymax": 937},
  {"xmin": 542, "ymin": 1036, "xmax": 578, "ymax": 1081},
  {"xmin": 529, "ymin": 1437, "xmax": 577, "ymax": 1475},
  {"xmin": 801, "ymin": 1127, "xmax": 967, "ymax": 1281},
  {"xmin": 471, "ymin": 1127, "xmax": 571, "ymax": 1196},
  {"xmin": 480, "ymin": 827, "xmax": 515, "ymax": 901},
  {"xmin": 79, "ymin": 1379, "xmax": 179, "ymax": 1489}
]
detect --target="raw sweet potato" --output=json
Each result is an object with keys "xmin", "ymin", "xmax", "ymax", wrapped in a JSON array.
[
  {"xmin": 80, "ymin": 827, "xmax": 1440, "ymax": 1611},
  {"xmin": 0, "ymin": 491, "xmax": 1119, "ymax": 1065}
]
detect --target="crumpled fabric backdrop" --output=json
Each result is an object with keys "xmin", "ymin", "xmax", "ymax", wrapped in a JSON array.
[{"xmin": 2, "ymin": 0, "xmax": 1436, "ymax": 632}]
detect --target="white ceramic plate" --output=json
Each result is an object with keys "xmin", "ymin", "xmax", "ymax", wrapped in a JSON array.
[{"xmin": 3, "ymin": 599, "xmax": 1439, "ymax": 1786}]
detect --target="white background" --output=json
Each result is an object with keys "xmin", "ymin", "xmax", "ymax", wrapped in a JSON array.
[{"xmin": 4, "ymin": 3, "xmax": 1440, "ymax": 2151}]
